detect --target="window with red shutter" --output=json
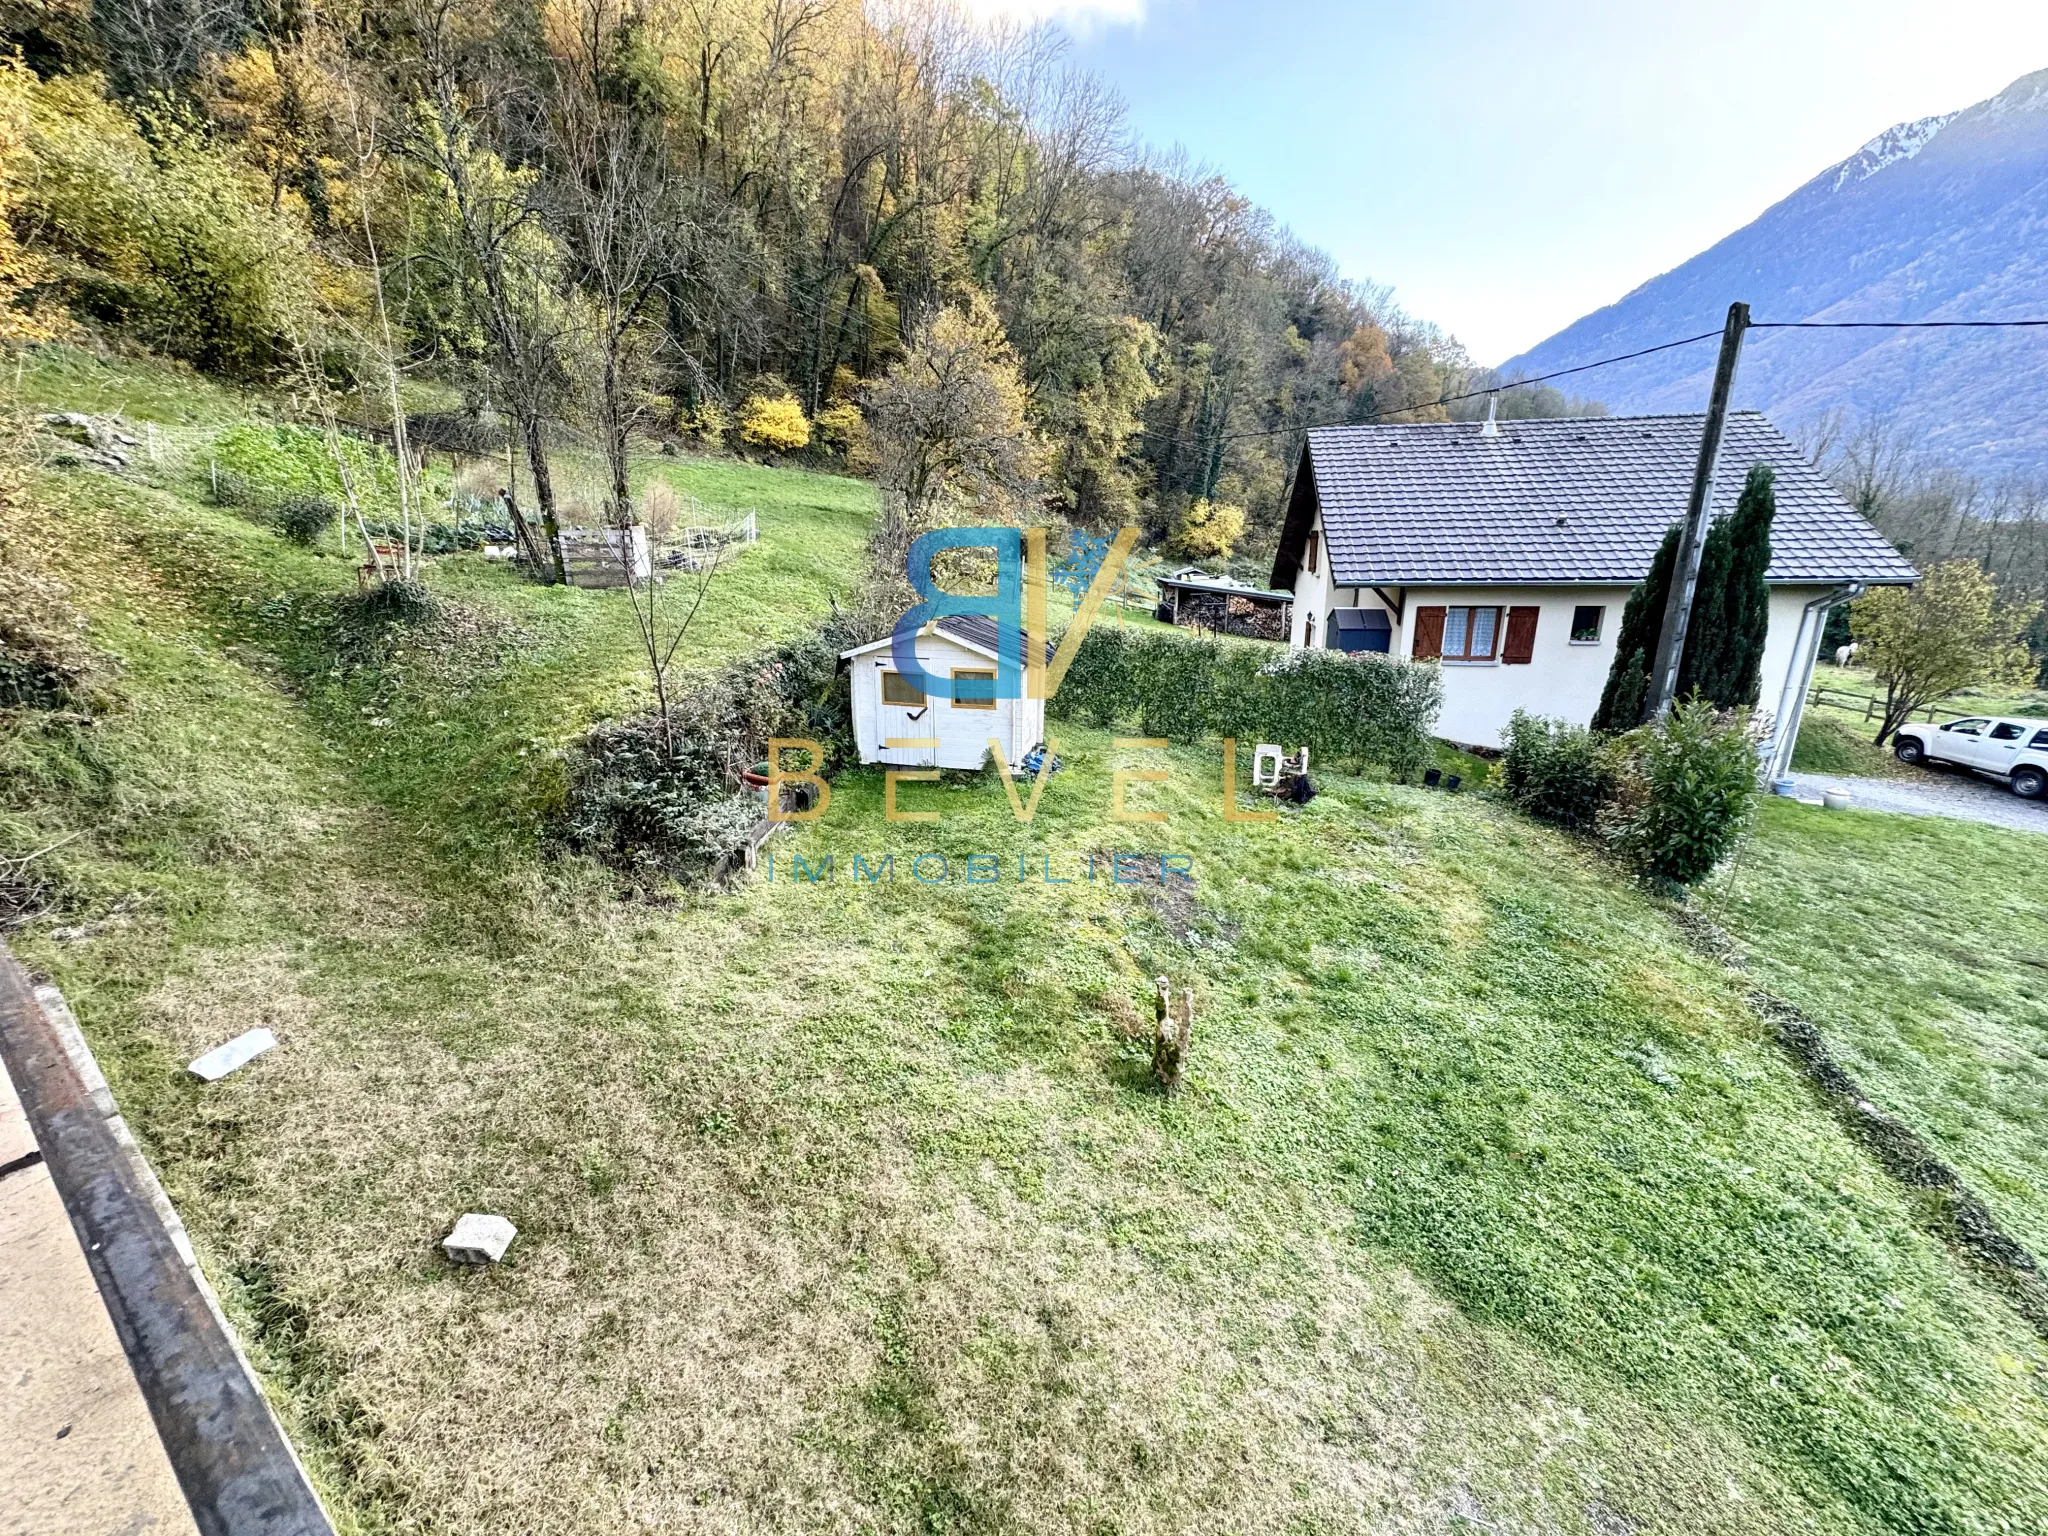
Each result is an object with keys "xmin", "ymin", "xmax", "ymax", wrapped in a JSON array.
[
  {"xmin": 1503, "ymin": 606, "xmax": 1539, "ymax": 664},
  {"xmin": 1412, "ymin": 606, "xmax": 1446, "ymax": 660}
]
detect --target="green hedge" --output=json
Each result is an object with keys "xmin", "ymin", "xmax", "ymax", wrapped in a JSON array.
[{"xmin": 1050, "ymin": 626, "xmax": 1440, "ymax": 773}]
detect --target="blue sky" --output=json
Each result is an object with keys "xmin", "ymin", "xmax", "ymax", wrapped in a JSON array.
[{"xmin": 972, "ymin": 0, "xmax": 2048, "ymax": 365}]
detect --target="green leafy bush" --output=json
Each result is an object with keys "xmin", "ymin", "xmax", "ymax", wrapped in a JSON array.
[
  {"xmin": 274, "ymin": 493, "xmax": 339, "ymax": 547},
  {"xmin": 210, "ymin": 423, "xmax": 360, "ymax": 505},
  {"xmin": 1052, "ymin": 625, "xmax": 1440, "ymax": 774},
  {"xmin": 1604, "ymin": 700, "xmax": 1761, "ymax": 887},
  {"xmin": 1500, "ymin": 711, "xmax": 1613, "ymax": 832}
]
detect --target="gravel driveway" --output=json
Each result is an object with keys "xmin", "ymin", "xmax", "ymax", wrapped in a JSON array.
[{"xmin": 1783, "ymin": 768, "xmax": 2048, "ymax": 834}]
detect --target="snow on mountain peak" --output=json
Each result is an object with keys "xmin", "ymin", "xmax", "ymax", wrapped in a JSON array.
[
  {"xmin": 1980, "ymin": 69, "xmax": 2048, "ymax": 120},
  {"xmin": 1829, "ymin": 112, "xmax": 1958, "ymax": 192}
]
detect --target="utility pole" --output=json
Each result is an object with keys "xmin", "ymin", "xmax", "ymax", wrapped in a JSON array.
[{"xmin": 1647, "ymin": 301, "xmax": 1750, "ymax": 719}]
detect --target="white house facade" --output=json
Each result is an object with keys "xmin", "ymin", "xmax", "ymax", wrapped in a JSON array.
[{"xmin": 1270, "ymin": 412, "xmax": 1918, "ymax": 752}]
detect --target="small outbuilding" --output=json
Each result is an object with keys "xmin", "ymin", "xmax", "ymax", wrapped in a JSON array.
[
  {"xmin": 840, "ymin": 615, "xmax": 1051, "ymax": 771},
  {"xmin": 1153, "ymin": 566, "xmax": 1293, "ymax": 641}
]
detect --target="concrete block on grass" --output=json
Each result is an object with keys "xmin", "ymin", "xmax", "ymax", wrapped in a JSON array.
[{"xmin": 443, "ymin": 1214, "xmax": 516, "ymax": 1265}]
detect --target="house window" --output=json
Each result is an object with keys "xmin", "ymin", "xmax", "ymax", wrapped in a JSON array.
[
  {"xmin": 951, "ymin": 668, "xmax": 997, "ymax": 709},
  {"xmin": 1570, "ymin": 605, "xmax": 1605, "ymax": 644},
  {"xmin": 1441, "ymin": 605, "xmax": 1501, "ymax": 662},
  {"xmin": 1306, "ymin": 530, "xmax": 1319, "ymax": 575},
  {"xmin": 881, "ymin": 671, "xmax": 925, "ymax": 706}
]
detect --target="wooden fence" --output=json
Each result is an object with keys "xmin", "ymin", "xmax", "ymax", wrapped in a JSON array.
[{"xmin": 1805, "ymin": 683, "xmax": 1973, "ymax": 727}]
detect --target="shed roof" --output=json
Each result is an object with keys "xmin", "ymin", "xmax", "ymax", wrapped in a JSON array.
[
  {"xmin": 1153, "ymin": 571, "xmax": 1294, "ymax": 604},
  {"xmin": 840, "ymin": 614, "xmax": 1056, "ymax": 667},
  {"xmin": 1271, "ymin": 412, "xmax": 1917, "ymax": 590}
]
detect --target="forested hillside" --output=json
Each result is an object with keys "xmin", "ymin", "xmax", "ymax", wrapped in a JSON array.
[{"xmin": 0, "ymin": 0, "xmax": 1511, "ymax": 558}]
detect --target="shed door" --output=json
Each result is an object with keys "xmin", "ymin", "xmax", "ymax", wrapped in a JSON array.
[{"xmin": 876, "ymin": 664, "xmax": 937, "ymax": 765}]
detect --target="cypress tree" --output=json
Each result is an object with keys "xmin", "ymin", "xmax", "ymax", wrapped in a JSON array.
[
  {"xmin": 1594, "ymin": 465, "xmax": 1778, "ymax": 729},
  {"xmin": 1677, "ymin": 464, "xmax": 1776, "ymax": 707},
  {"xmin": 1721, "ymin": 464, "xmax": 1776, "ymax": 705},
  {"xmin": 1593, "ymin": 524, "xmax": 1679, "ymax": 731}
]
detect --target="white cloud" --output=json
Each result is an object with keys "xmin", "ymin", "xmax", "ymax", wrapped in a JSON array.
[{"xmin": 953, "ymin": 0, "xmax": 1146, "ymax": 30}]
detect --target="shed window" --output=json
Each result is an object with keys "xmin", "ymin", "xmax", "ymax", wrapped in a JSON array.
[
  {"xmin": 951, "ymin": 669, "xmax": 997, "ymax": 709},
  {"xmin": 1441, "ymin": 605, "xmax": 1501, "ymax": 662},
  {"xmin": 1570, "ymin": 605, "xmax": 1605, "ymax": 644},
  {"xmin": 881, "ymin": 671, "xmax": 925, "ymax": 706}
]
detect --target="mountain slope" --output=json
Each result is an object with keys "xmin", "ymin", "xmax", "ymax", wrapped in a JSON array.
[{"xmin": 1504, "ymin": 69, "xmax": 2048, "ymax": 477}]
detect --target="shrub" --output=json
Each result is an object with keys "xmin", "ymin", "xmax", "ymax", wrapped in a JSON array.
[
  {"xmin": 274, "ymin": 493, "xmax": 339, "ymax": 546},
  {"xmin": 21, "ymin": 75, "xmax": 327, "ymax": 379},
  {"xmin": 1052, "ymin": 625, "xmax": 1439, "ymax": 775},
  {"xmin": 563, "ymin": 717, "xmax": 756, "ymax": 884},
  {"xmin": 684, "ymin": 399, "xmax": 731, "ymax": 448},
  {"xmin": 560, "ymin": 613, "xmax": 868, "ymax": 886},
  {"xmin": 1603, "ymin": 699, "xmax": 1761, "ymax": 887},
  {"xmin": 1170, "ymin": 497, "xmax": 1246, "ymax": 560},
  {"xmin": 1501, "ymin": 711, "xmax": 1613, "ymax": 832},
  {"xmin": 738, "ymin": 393, "xmax": 811, "ymax": 453},
  {"xmin": 814, "ymin": 399, "xmax": 873, "ymax": 472}
]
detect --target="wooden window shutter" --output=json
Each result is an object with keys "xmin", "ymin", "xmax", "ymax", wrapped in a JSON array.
[
  {"xmin": 1503, "ymin": 606, "xmax": 1539, "ymax": 664},
  {"xmin": 1306, "ymin": 530, "xmax": 1319, "ymax": 574},
  {"xmin": 1412, "ymin": 606, "xmax": 1446, "ymax": 660}
]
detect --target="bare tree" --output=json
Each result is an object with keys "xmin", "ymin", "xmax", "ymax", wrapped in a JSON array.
[
  {"xmin": 542, "ymin": 0, "xmax": 696, "ymax": 533},
  {"xmin": 387, "ymin": 0, "xmax": 571, "ymax": 583}
]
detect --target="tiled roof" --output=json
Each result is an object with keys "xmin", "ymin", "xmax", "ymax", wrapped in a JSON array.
[
  {"xmin": 1287, "ymin": 412, "xmax": 1917, "ymax": 588},
  {"xmin": 935, "ymin": 613, "xmax": 1056, "ymax": 665}
]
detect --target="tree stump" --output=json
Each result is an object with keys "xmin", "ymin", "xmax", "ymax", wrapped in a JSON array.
[{"xmin": 1151, "ymin": 975, "xmax": 1193, "ymax": 1093}]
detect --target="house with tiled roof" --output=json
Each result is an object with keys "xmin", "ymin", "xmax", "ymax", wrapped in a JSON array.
[{"xmin": 1269, "ymin": 412, "xmax": 1916, "ymax": 749}]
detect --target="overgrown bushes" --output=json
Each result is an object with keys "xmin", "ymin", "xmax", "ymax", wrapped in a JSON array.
[
  {"xmin": 1051, "ymin": 625, "xmax": 1439, "ymax": 775},
  {"xmin": 561, "ymin": 719, "xmax": 759, "ymax": 884},
  {"xmin": 561, "ymin": 615, "xmax": 867, "ymax": 885},
  {"xmin": 275, "ymin": 493, "xmax": 339, "ymax": 546},
  {"xmin": 20, "ymin": 75, "xmax": 330, "ymax": 379},
  {"xmin": 1500, "ymin": 713, "xmax": 1612, "ymax": 832},
  {"xmin": 1501, "ymin": 701, "xmax": 1761, "ymax": 886}
]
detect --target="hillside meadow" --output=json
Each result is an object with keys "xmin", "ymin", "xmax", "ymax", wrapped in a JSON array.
[{"xmin": 5, "ymin": 359, "xmax": 2048, "ymax": 1534}]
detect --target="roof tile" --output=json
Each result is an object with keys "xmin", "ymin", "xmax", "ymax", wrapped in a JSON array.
[{"xmin": 1304, "ymin": 412, "xmax": 1917, "ymax": 587}]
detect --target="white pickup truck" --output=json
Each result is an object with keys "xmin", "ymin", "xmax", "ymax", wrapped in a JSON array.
[{"xmin": 1892, "ymin": 715, "xmax": 2048, "ymax": 799}]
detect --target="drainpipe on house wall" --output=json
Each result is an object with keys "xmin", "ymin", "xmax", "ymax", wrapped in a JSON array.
[{"xmin": 1766, "ymin": 583, "xmax": 1864, "ymax": 790}]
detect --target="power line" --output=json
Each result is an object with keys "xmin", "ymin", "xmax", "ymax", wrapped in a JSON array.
[
  {"xmin": 1131, "ymin": 327, "xmax": 1726, "ymax": 450},
  {"xmin": 1130, "ymin": 314, "xmax": 2048, "ymax": 454},
  {"xmin": 1752, "ymin": 318, "xmax": 2048, "ymax": 330}
]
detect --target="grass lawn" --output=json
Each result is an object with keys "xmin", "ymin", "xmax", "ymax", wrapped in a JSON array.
[
  {"xmin": 1704, "ymin": 799, "xmax": 2048, "ymax": 1257},
  {"xmin": 6, "ymin": 357, "xmax": 2048, "ymax": 1534}
]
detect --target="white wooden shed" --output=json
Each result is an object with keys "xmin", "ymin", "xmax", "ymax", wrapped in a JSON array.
[{"xmin": 840, "ymin": 615, "xmax": 1049, "ymax": 770}]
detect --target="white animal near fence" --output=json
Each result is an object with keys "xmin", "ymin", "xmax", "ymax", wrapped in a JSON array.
[{"xmin": 1834, "ymin": 642, "xmax": 1860, "ymax": 667}]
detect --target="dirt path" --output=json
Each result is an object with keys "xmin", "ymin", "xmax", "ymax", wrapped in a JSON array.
[{"xmin": 1785, "ymin": 768, "xmax": 2048, "ymax": 834}]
